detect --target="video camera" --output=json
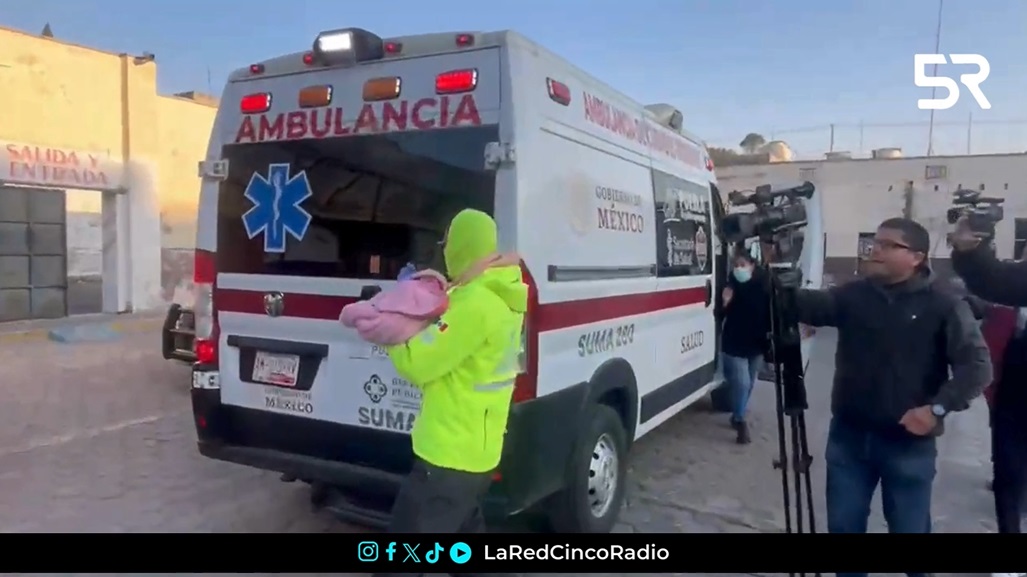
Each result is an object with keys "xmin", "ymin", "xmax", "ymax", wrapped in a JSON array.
[
  {"xmin": 720, "ymin": 180, "xmax": 819, "ymax": 548},
  {"xmin": 946, "ymin": 188, "xmax": 1004, "ymax": 239},
  {"xmin": 722, "ymin": 181, "xmax": 815, "ymax": 244}
]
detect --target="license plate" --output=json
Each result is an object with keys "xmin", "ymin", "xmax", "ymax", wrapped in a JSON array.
[
  {"xmin": 252, "ymin": 351, "xmax": 300, "ymax": 387},
  {"xmin": 192, "ymin": 370, "xmax": 220, "ymax": 390}
]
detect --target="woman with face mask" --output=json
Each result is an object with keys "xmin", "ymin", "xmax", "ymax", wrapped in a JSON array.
[{"xmin": 720, "ymin": 249, "xmax": 772, "ymax": 444}]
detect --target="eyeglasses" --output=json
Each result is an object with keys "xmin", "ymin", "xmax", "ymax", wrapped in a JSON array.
[{"xmin": 871, "ymin": 238, "xmax": 913, "ymax": 251}]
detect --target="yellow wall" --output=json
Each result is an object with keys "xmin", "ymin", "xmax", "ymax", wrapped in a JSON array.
[
  {"xmin": 0, "ymin": 25, "xmax": 215, "ymax": 304},
  {"xmin": 0, "ymin": 25, "xmax": 215, "ymax": 239}
]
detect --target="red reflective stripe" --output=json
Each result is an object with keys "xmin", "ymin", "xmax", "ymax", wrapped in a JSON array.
[{"xmin": 215, "ymin": 286, "xmax": 707, "ymax": 331}]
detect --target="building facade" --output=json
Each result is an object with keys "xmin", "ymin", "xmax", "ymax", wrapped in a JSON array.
[
  {"xmin": 0, "ymin": 25, "xmax": 216, "ymax": 320},
  {"xmin": 716, "ymin": 152, "xmax": 1027, "ymax": 283}
]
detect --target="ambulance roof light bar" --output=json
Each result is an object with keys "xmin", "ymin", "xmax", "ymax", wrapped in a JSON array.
[{"xmin": 312, "ymin": 28, "xmax": 385, "ymax": 66}]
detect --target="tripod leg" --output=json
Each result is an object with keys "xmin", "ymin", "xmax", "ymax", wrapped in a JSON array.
[
  {"xmin": 772, "ymin": 364, "xmax": 793, "ymax": 533},
  {"xmin": 789, "ymin": 413, "xmax": 805, "ymax": 534},
  {"xmin": 798, "ymin": 414, "xmax": 818, "ymax": 534}
]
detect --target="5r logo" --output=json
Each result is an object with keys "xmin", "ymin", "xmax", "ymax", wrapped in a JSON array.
[{"xmin": 914, "ymin": 54, "xmax": 991, "ymax": 110}]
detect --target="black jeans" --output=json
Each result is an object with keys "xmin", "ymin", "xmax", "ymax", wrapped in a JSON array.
[
  {"xmin": 992, "ymin": 407, "xmax": 1027, "ymax": 533},
  {"xmin": 373, "ymin": 458, "xmax": 516, "ymax": 577}
]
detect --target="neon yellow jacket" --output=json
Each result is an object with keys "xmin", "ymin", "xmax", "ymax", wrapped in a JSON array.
[{"xmin": 387, "ymin": 210, "xmax": 528, "ymax": 473}]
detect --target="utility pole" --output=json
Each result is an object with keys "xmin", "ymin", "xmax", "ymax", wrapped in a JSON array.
[
  {"xmin": 966, "ymin": 110, "xmax": 973, "ymax": 155},
  {"xmin": 828, "ymin": 124, "xmax": 835, "ymax": 153},
  {"xmin": 926, "ymin": 0, "xmax": 944, "ymax": 157}
]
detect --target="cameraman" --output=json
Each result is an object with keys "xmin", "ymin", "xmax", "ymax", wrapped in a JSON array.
[
  {"xmin": 788, "ymin": 218, "xmax": 991, "ymax": 550},
  {"xmin": 951, "ymin": 218, "xmax": 1027, "ymax": 536}
]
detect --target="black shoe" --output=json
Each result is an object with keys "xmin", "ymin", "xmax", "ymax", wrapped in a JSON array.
[{"xmin": 735, "ymin": 421, "xmax": 751, "ymax": 444}]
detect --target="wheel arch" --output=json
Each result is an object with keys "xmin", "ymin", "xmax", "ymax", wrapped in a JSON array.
[{"xmin": 583, "ymin": 357, "xmax": 639, "ymax": 443}]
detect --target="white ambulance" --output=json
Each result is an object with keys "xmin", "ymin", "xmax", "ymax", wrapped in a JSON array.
[{"xmin": 189, "ymin": 27, "xmax": 825, "ymax": 533}]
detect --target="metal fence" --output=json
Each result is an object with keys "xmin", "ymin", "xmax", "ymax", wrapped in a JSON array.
[{"xmin": 709, "ymin": 118, "xmax": 1027, "ymax": 160}]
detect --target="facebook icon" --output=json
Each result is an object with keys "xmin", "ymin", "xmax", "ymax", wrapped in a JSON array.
[{"xmin": 385, "ymin": 542, "xmax": 397, "ymax": 561}]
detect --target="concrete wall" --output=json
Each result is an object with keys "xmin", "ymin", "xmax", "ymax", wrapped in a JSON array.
[
  {"xmin": 716, "ymin": 153, "xmax": 1027, "ymax": 283},
  {"xmin": 0, "ymin": 26, "xmax": 215, "ymax": 312}
]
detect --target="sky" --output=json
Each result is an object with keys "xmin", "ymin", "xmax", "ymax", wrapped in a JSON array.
[{"xmin": 4, "ymin": 0, "xmax": 1026, "ymax": 159}]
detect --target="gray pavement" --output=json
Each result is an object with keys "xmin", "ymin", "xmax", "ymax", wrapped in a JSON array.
[{"xmin": 0, "ymin": 328, "xmax": 997, "ymax": 576}]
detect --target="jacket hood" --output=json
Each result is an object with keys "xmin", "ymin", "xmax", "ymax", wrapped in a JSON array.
[{"xmin": 444, "ymin": 209, "xmax": 497, "ymax": 279}]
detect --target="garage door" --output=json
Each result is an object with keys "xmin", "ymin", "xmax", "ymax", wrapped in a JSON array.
[{"xmin": 0, "ymin": 186, "xmax": 68, "ymax": 321}]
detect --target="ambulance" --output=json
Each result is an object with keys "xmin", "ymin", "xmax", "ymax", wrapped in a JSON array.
[{"xmin": 188, "ymin": 27, "xmax": 825, "ymax": 533}]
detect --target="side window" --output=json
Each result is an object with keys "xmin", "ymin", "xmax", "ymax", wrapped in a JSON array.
[{"xmin": 652, "ymin": 169, "xmax": 713, "ymax": 278}]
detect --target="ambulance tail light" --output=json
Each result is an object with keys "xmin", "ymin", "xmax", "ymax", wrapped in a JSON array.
[
  {"xmin": 512, "ymin": 263, "xmax": 539, "ymax": 404},
  {"xmin": 193, "ymin": 249, "xmax": 219, "ymax": 366},
  {"xmin": 363, "ymin": 77, "xmax": 401, "ymax": 101},
  {"xmin": 249, "ymin": 63, "xmax": 265, "ymax": 75},
  {"xmin": 455, "ymin": 33, "xmax": 475, "ymax": 47},
  {"xmin": 546, "ymin": 78, "xmax": 572, "ymax": 106},
  {"xmin": 706, "ymin": 156, "xmax": 715, "ymax": 171},
  {"xmin": 302, "ymin": 52, "xmax": 316, "ymax": 66},
  {"xmin": 384, "ymin": 42, "xmax": 402, "ymax": 55},
  {"xmin": 435, "ymin": 69, "xmax": 477, "ymax": 95},
  {"xmin": 240, "ymin": 93, "xmax": 271, "ymax": 115}
]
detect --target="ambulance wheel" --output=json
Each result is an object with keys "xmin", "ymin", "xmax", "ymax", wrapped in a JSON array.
[
  {"xmin": 548, "ymin": 404, "xmax": 628, "ymax": 533},
  {"xmin": 309, "ymin": 482, "xmax": 330, "ymax": 509}
]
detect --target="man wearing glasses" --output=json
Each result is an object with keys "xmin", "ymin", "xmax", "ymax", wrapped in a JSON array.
[{"xmin": 786, "ymin": 218, "xmax": 990, "ymax": 576}]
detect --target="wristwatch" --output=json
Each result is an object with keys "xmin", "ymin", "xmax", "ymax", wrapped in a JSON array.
[{"xmin": 931, "ymin": 403, "xmax": 948, "ymax": 418}]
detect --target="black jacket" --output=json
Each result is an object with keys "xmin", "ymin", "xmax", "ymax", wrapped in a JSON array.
[
  {"xmin": 795, "ymin": 268, "xmax": 992, "ymax": 437},
  {"xmin": 953, "ymin": 243, "xmax": 1027, "ymax": 308},
  {"xmin": 722, "ymin": 268, "xmax": 771, "ymax": 358}
]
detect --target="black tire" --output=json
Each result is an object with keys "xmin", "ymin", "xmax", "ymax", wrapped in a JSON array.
[
  {"xmin": 309, "ymin": 482, "xmax": 331, "ymax": 509},
  {"xmin": 547, "ymin": 404, "xmax": 629, "ymax": 533}
]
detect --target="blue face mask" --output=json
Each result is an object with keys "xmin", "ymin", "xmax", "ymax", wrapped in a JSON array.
[{"xmin": 733, "ymin": 267, "xmax": 753, "ymax": 283}]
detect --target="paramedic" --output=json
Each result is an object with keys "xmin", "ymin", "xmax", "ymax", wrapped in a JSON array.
[
  {"xmin": 374, "ymin": 209, "xmax": 526, "ymax": 577},
  {"xmin": 720, "ymin": 248, "xmax": 771, "ymax": 444},
  {"xmin": 788, "ymin": 218, "xmax": 990, "ymax": 570},
  {"xmin": 951, "ymin": 217, "xmax": 1027, "ymax": 540}
]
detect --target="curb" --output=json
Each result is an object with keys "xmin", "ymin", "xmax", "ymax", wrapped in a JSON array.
[{"xmin": 0, "ymin": 315, "xmax": 165, "ymax": 345}]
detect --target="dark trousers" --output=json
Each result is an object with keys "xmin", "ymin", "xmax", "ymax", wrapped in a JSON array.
[
  {"xmin": 991, "ymin": 406, "xmax": 1027, "ymax": 533},
  {"xmin": 373, "ymin": 458, "xmax": 514, "ymax": 577},
  {"xmin": 825, "ymin": 418, "xmax": 935, "ymax": 577}
]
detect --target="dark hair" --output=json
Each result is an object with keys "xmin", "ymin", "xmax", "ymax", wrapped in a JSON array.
[
  {"xmin": 733, "ymin": 249, "xmax": 756, "ymax": 265},
  {"xmin": 878, "ymin": 217, "xmax": 930, "ymax": 254}
]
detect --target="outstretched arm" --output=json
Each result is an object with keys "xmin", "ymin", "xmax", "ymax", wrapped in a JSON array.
[
  {"xmin": 952, "ymin": 243, "xmax": 1027, "ymax": 307},
  {"xmin": 793, "ymin": 287, "xmax": 842, "ymax": 328}
]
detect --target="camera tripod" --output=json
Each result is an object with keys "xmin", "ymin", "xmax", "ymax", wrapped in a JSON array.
[{"xmin": 763, "ymin": 255, "xmax": 820, "ymax": 577}]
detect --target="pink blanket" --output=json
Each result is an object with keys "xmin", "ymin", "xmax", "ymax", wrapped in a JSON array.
[{"xmin": 339, "ymin": 270, "xmax": 449, "ymax": 346}]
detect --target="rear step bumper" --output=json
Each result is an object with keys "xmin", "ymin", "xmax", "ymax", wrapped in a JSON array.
[
  {"xmin": 198, "ymin": 441, "xmax": 404, "ymax": 528},
  {"xmin": 162, "ymin": 304, "xmax": 197, "ymax": 363}
]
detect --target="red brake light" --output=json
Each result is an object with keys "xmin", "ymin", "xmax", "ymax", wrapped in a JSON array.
[
  {"xmin": 249, "ymin": 63, "xmax": 265, "ymax": 74},
  {"xmin": 240, "ymin": 93, "xmax": 271, "ymax": 115},
  {"xmin": 435, "ymin": 69, "xmax": 478, "ymax": 95},
  {"xmin": 193, "ymin": 249, "xmax": 219, "ymax": 366},
  {"xmin": 302, "ymin": 52, "xmax": 315, "ymax": 65},
  {"xmin": 546, "ymin": 78, "xmax": 572, "ymax": 106},
  {"xmin": 455, "ymin": 33, "xmax": 475, "ymax": 47},
  {"xmin": 706, "ymin": 156, "xmax": 715, "ymax": 171},
  {"xmin": 195, "ymin": 340, "xmax": 217, "ymax": 365},
  {"xmin": 384, "ymin": 42, "xmax": 402, "ymax": 54}
]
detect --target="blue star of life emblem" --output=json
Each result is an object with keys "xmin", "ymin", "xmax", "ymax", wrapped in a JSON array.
[{"xmin": 242, "ymin": 163, "xmax": 313, "ymax": 253}]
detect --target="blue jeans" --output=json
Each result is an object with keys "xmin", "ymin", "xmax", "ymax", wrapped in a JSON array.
[
  {"xmin": 826, "ymin": 418, "xmax": 935, "ymax": 577},
  {"xmin": 722, "ymin": 354, "xmax": 761, "ymax": 423}
]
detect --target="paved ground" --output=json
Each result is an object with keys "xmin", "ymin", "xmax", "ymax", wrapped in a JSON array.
[{"xmin": 0, "ymin": 328, "xmax": 996, "ymax": 576}]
